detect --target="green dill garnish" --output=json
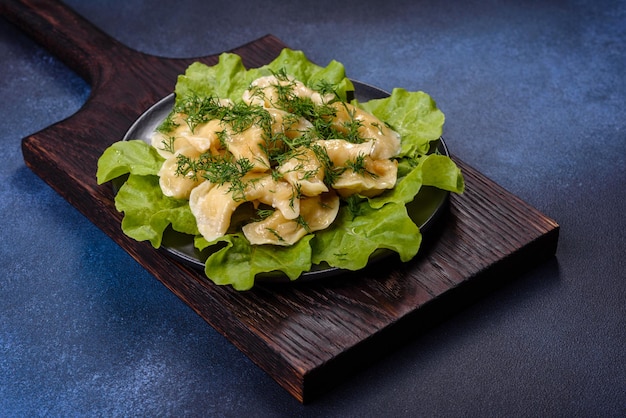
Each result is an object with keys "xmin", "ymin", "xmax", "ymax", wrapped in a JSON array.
[
  {"xmin": 174, "ymin": 93, "xmax": 272, "ymax": 135},
  {"xmin": 216, "ymin": 129, "xmax": 229, "ymax": 148},
  {"xmin": 270, "ymin": 67, "xmax": 290, "ymax": 82},
  {"xmin": 175, "ymin": 153, "xmax": 199, "ymax": 180},
  {"xmin": 175, "ymin": 94, "xmax": 222, "ymax": 133},
  {"xmin": 265, "ymin": 228, "xmax": 285, "ymax": 242},
  {"xmin": 311, "ymin": 143, "xmax": 341, "ymax": 187},
  {"xmin": 345, "ymin": 153, "xmax": 379, "ymax": 178},
  {"xmin": 220, "ymin": 102, "xmax": 272, "ymax": 134},
  {"xmin": 255, "ymin": 208, "xmax": 274, "ymax": 221},
  {"xmin": 314, "ymin": 79, "xmax": 339, "ymax": 98},
  {"xmin": 160, "ymin": 136, "xmax": 176, "ymax": 154},
  {"xmin": 345, "ymin": 195, "xmax": 364, "ymax": 220},
  {"xmin": 157, "ymin": 111, "xmax": 180, "ymax": 134},
  {"xmin": 341, "ymin": 118, "xmax": 365, "ymax": 143},
  {"xmin": 294, "ymin": 215, "xmax": 311, "ymax": 233},
  {"xmin": 176, "ymin": 152, "xmax": 256, "ymax": 201},
  {"xmin": 290, "ymin": 183, "xmax": 302, "ymax": 210}
]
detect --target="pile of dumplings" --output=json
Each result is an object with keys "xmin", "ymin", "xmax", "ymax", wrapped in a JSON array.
[{"xmin": 151, "ymin": 74, "xmax": 401, "ymax": 246}]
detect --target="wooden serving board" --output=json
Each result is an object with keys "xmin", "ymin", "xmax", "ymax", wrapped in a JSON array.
[{"xmin": 2, "ymin": 0, "xmax": 559, "ymax": 403}]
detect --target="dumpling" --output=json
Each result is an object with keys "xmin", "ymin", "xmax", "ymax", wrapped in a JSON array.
[
  {"xmin": 244, "ymin": 174, "xmax": 300, "ymax": 220},
  {"xmin": 241, "ymin": 210, "xmax": 305, "ymax": 246},
  {"xmin": 314, "ymin": 139, "xmax": 398, "ymax": 197},
  {"xmin": 242, "ymin": 192, "xmax": 339, "ymax": 245},
  {"xmin": 158, "ymin": 145, "xmax": 204, "ymax": 199},
  {"xmin": 222, "ymin": 124, "xmax": 270, "ymax": 172},
  {"xmin": 183, "ymin": 119, "xmax": 224, "ymax": 154},
  {"xmin": 277, "ymin": 147, "xmax": 328, "ymax": 197},
  {"xmin": 330, "ymin": 102, "xmax": 401, "ymax": 159},
  {"xmin": 266, "ymin": 107, "xmax": 313, "ymax": 140},
  {"xmin": 333, "ymin": 158, "xmax": 398, "ymax": 197},
  {"xmin": 315, "ymin": 139, "xmax": 375, "ymax": 166},
  {"xmin": 242, "ymin": 75, "xmax": 334, "ymax": 108},
  {"xmin": 189, "ymin": 180, "xmax": 243, "ymax": 242}
]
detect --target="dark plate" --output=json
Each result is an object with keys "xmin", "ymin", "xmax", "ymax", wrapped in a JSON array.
[{"xmin": 121, "ymin": 81, "xmax": 449, "ymax": 281}]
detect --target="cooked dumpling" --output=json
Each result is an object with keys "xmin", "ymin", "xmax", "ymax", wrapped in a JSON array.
[
  {"xmin": 158, "ymin": 145, "xmax": 203, "ymax": 199},
  {"xmin": 184, "ymin": 119, "xmax": 224, "ymax": 154},
  {"xmin": 244, "ymin": 174, "xmax": 300, "ymax": 220},
  {"xmin": 189, "ymin": 180, "xmax": 243, "ymax": 242},
  {"xmin": 300, "ymin": 191, "xmax": 341, "ymax": 231},
  {"xmin": 266, "ymin": 107, "xmax": 313, "ymax": 139},
  {"xmin": 152, "ymin": 71, "xmax": 404, "ymax": 247},
  {"xmin": 242, "ymin": 192, "xmax": 339, "ymax": 245},
  {"xmin": 333, "ymin": 158, "xmax": 398, "ymax": 197},
  {"xmin": 242, "ymin": 74, "xmax": 334, "ymax": 108},
  {"xmin": 222, "ymin": 124, "xmax": 270, "ymax": 172},
  {"xmin": 314, "ymin": 139, "xmax": 398, "ymax": 197},
  {"xmin": 315, "ymin": 139, "xmax": 375, "ymax": 166},
  {"xmin": 330, "ymin": 102, "xmax": 401, "ymax": 159},
  {"xmin": 150, "ymin": 114, "xmax": 190, "ymax": 158},
  {"xmin": 278, "ymin": 147, "xmax": 328, "ymax": 197}
]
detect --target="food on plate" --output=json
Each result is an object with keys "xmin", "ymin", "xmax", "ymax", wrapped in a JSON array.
[{"xmin": 96, "ymin": 49, "xmax": 464, "ymax": 290}]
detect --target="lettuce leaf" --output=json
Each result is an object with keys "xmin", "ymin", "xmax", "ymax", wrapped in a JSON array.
[
  {"xmin": 174, "ymin": 55, "xmax": 250, "ymax": 107},
  {"xmin": 203, "ymin": 234, "xmax": 314, "ymax": 290},
  {"xmin": 311, "ymin": 202, "xmax": 421, "ymax": 270},
  {"xmin": 96, "ymin": 139, "xmax": 164, "ymax": 184},
  {"xmin": 420, "ymin": 153, "xmax": 465, "ymax": 192},
  {"xmin": 114, "ymin": 174, "xmax": 198, "ymax": 247},
  {"xmin": 358, "ymin": 88, "xmax": 445, "ymax": 157},
  {"xmin": 173, "ymin": 49, "xmax": 354, "ymax": 109}
]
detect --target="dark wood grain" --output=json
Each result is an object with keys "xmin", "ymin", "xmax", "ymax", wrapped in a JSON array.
[{"xmin": 2, "ymin": 0, "xmax": 559, "ymax": 403}]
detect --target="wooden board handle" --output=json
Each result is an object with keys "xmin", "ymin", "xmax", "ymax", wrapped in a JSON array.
[{"xmin": 0, "ymin": 0, "xmax": 127, "ymax": 84}]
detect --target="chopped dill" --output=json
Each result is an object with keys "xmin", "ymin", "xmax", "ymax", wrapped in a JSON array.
[
  {"xmin": 255, "ymin": 208, "xmax": 274, "ymax": 221},
  {"xmin": 157, "ymin": 111, "xmax": 179, "ymax": 134},
  {"xmin": 160, "ymin": 136, "xmax": 176, "ymax": 154},
  {"xmin": 346, "ymin": 154, "xmax": 378, "ymax": 178},
  {"xmin": 346, "ymin": 195, "xmax": 364, "ymax": 220},
  {"xmin": 265, "ymin": 228, "xmax": 285, "ymax": 242},
  {"xmin": 176, "ymin": 152, "xmax": 255, "ymax": 201},
  {"xmin": 294, "ymin": 215, "xmax": 311, "ymax": 233},
  {"xmin": 310, "ymin": 143, "xmax": 341, "ymax": 187}
]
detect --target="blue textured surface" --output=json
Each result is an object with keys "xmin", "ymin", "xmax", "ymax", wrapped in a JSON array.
[{"xmin": 1, "ymin": 0, "xmax": 625, "ymax": 415}]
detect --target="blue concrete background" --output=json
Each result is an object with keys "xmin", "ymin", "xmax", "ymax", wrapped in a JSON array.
[{"xmin": 1, "ymin": 0, "xmax": 624, "ymax": 415}]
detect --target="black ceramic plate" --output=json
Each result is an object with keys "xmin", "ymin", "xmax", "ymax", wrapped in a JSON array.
[{"xmin": 121, "ymin": 81, "xmax": 449, "ymax": 281}]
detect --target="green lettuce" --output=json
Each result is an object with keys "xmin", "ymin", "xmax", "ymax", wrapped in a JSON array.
[
  {"xmin": 96, "ymin": 48, "xmax": 464, "ymax": 290},
  {"xmin": 96, "ymin": 139, "xmax": 163, "ymax": 184},
  {"xmin": 311, "ymin": 202, "xmax": 421, "ymax": 270},
  {"xmin": 202, "ymin": 234, "xmax": 314, "ymax": 291},
  {"xmin": 358, "ymin": 88, "xmax": 445, "ymax": 157},
  {"xmin": 114, "ymin": 174, "xmax": 198, "ymax": 247},
  {"xmin": 173, "ymin": 49, "xmax": 354, "ymax": 111}
]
